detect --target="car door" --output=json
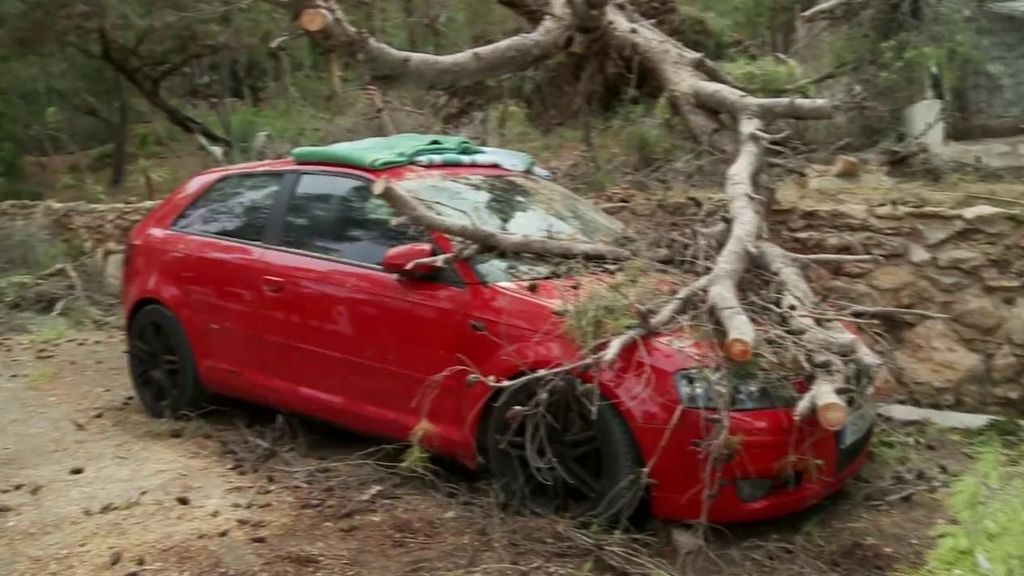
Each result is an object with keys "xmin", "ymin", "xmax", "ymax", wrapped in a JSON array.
[
  {"xmin": 164, "ymin": 171, "xmax": 293, "ymax": 405},
  {"xmin": 258, "ymin": 172, "xmax": 472, "ymax": 445}
]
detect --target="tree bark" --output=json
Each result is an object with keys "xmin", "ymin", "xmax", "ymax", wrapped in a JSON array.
[
  {"xmin": 372, "ymin": 178, "xmax": 632, "ymax": 260},
  {"xmin": 296, "ymin": 1, "xmax": 573, "ymax": 86},
  {"xmin": 109, "ymin": 76, "xmax": 129, "ymax": 189}
]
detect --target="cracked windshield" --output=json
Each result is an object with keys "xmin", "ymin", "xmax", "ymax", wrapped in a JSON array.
[{"xmin": 403, "ymin": 174, "xmax": 623, "ymax": 282}]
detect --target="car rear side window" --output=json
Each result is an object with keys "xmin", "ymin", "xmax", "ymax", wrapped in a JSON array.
[
  {"xmin": 173, "ymin": 173, "xmax": 281, "ymax": 242},
  {"xmin": 280, "ymin": 174, "xmax": 427, "ymax": 266}
]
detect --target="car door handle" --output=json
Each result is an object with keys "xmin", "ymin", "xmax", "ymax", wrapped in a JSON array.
[{"xmin": 261, "ymin": 276, "xmax": 286, "ymax": 294}]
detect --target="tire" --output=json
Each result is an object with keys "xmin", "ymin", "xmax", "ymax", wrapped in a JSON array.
[
  {"xmin": 482, "ymin": 376, "xmax": 647, "ymax": 527},
  {"xmin": 127, "ymin": 305, "xmax": 206, "ymax": 419}
]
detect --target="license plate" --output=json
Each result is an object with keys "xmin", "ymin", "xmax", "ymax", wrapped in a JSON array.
[{"xmin": 840, "ymin": 398, "xmax": 875, "ymax": 448}]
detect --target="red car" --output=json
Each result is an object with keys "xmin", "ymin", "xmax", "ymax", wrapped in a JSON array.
[{"xmin": 122, "ymin": 153, "xmax": 875, "ymax": 525}]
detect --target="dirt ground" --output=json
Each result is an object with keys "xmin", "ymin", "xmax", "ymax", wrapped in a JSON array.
[{"xmin": 0, "ymin": 329, "xmax": 973, "ymax": 576}]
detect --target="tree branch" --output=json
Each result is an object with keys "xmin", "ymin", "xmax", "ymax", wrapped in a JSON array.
[
  {"xmin": 292, "ymin": 0, "xmax": 573, "ymax": 86},
  {"xmin": 371, "ymin": 178, "xmax": 632, "ymax": 260},
  {"xmin": 98, "ymin": 29, "xmax": 232, "ymax": 148}
]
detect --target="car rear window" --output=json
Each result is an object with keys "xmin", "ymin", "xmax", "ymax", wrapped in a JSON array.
[{"xmin": 173, "ymin": 173, "xmax": 282, "ymax": 242}]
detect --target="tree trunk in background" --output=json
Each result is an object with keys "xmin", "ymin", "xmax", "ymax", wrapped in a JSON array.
[
  {"xmin": 424, "ymin": 0, "xmax": 444, "ymax": 52},
  {"xmin": 402, "ymin": 0, "xmax": 420, "ymax": 51},
  {"xmin": 327, "ymin": 53, "xmax": 345, "ymax": 103},
  {"xmin": 217, "ymin": 50, "xmax": 239, "ymax": 163},
  {"xmin": 109, "ymin": 77, "xmax": 129, "ymax": 189}
]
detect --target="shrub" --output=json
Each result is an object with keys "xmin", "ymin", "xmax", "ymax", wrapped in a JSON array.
[
  {"xmin": 0, "ymin": 223, "xmax": 65, "ymax": 276},
  {"xmin": 903, "ymin": 438, "xmax": 1024, "ymax": 576},
  {"xmin": 721, "ymin": 57, "xmax": 803, "ymax": 96}
]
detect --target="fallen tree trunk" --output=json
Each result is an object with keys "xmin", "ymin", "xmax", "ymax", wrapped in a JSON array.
[{"xmin": 278, "ymin": 0, "xmax": 879, "ymax": 428}]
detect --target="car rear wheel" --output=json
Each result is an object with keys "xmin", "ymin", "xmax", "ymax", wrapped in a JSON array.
[
  {"xmin": 483, "ymin": 376, "xmax": 647, "ymax": 526},
  {"xmin": 128, "ymin": 305, "xmax": 206, "ymax": 418}
]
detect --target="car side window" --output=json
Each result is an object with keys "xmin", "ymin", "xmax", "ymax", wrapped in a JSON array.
[
  {"xmin": 280, "ymin": 174, "xmax": 428, "ymax": 266},
  {"xmin": 173, "ymin": 173, "xmax": 282, "ymax": 242}
]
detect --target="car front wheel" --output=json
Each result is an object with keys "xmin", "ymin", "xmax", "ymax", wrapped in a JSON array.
[
  {"xmin": 127, "ymin": 305, "xmax": 206, "ymax": 418},
  {"xmin": 483, "ymin": 376, "xmax": 647, "ymax": 527}
]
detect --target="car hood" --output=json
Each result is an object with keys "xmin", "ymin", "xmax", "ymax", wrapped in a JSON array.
[{"xmin": 491, "ymin": 275, "xmax": 718, "ymax": 361}]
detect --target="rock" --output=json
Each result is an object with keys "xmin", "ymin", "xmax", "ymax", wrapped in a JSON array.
[
  {"xmin": 69, "ymin": 466, "xmax": 84, "ymax": 475},
  {"xmin": 822, "ymin": 279, "xmax": 877, "ymax": 303},
  {"xmin": 867, "ymin": 266, "xmax": 917, "ymax": 290},
  {"xmin": 871, "ymin": 205, "xmax": 904, "ymax": 219},
  {"xmin": 952, "ymin": 296, "xmax": 1004, "ymax": 333},
  {"xmin": 833, "ymin": 205, "xmax": 871, "ymax": 220},
  {"xmin": 110, "ymin": 550, "xmax": 123, "ymax": 567},
  {"xmin": 832, "ymin": 155, "xmax": 861, "ymax": 178},
  {"xmin": 935, "ymin": 248, "xmax": 986, "ymax": 270},
  {"xmin": 1004, "ymin": 304, "xmax": 1024, "ymax": 345},
  {"xmin": 916, "ymin": 219, "xmax": 964, "ymax": 246},
  {"xmin": 861, "ymin": 234, "xmax": 906, "ymax": 256},
  {"xmin": 894, "ymin": 320, "xmax": 985, "ymax": 399},
  {"xmin": 992, "ymin": 384, "xmax": 1023, "ymax": 401},
  {"xmin": 961, "ymin": 205, "xmax": 1015, "ymax": 234},
  {"xmin": 836, "ymin": 263, "xmax": 875, "ymax": 277},
  {"xmin": 990, "ymin": 346, "xmax": 1021, "ymax": 383},
  {"xmin": 175, "ymin": 495, "xmax": 191, "ymax": 506},
  {"xmin": 250, "ymin": 535, "xmax": 268, "ymax": 544},
  {"xmin": 103, "ymin": 253, "xmax": 124, "ymax": 294},
  {"xmin": 906, "ymin": 243, "xmax": 933, "ymax": 265},
  {"xmin": 981, "ymin": 268, "xmax": 1023, "ymax": 289},
  {"xmin": 670, "ymin": 526, "xmax": 705, "ymax": 556},
  {"xmin": 926, "ymin": 270, "xmax": 973, "ymax": 292}
]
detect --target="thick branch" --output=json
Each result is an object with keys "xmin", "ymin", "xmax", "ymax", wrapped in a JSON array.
[
  {"xmin": 98, "ymin": 30, "xmax": 232, "ymax": 148},
  {"xmin": 757, "ymin": 241, "xmax": 882, "ymax": 425},
  {"xmin": 704, "ymin": 116, "xmax": 765, "ymax": 361},
  {"xmin": 293, "ymin": 0, "xmax": 572, "ymax": 86},
  {"xmin": 372, "ymin": 179, "xmax": 631, "ymax": 260},
  {"xmin": 801, "ymin": 0, "xmax": 859, "ymax": 21}
]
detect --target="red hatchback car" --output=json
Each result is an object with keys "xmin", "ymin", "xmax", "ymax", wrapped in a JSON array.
[{"xmin": 122, "ymin": 154, "xmax": 874, "ymax": 525}]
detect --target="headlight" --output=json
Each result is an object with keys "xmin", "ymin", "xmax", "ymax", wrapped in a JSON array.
[{"xmin": 675, "ymin": 369, "xmax": 797, "ymax": 411}]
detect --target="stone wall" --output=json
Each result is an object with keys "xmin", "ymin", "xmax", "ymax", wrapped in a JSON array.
[
  {"xmin": 0, "ymin": 200, "xmax": 157, "ymax": 253},
  {"xmin": 0, "ymin": 200, "xmax": 157, "ymax": 292},
  {"xmin": 1, "ymin": 198, "xmax": 1022, "ymax": 415},
  {"xmin": 773, "ymin": 203, "xmax": 1024, "ymax": 415}
]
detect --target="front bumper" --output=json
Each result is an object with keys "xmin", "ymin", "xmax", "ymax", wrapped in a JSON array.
[{"xmin": 641, "ymin": 406, "xmax": 873, "ymax": 524}]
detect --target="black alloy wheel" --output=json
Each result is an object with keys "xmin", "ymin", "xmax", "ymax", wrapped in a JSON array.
[
  {"xmin": 128, "ymin": 305, "xmax": 205, "ymax": 418},
  {"xmin": 483, "ymin": 377, "xmax": 647, "ymax": 527}
]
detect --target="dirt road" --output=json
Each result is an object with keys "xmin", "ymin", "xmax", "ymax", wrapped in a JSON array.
[
  {"xmin": 0, "ymin": 330, "xmax": 966, "ymax": 576},
  {"xmin": 0, "ymin": 331, "xmax": 282, "ymax": 575}
]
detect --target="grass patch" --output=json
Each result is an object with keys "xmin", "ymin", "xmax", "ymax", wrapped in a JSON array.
[
  {"xmin": 31, "ymin": 320, "xmax": 69, "ymax": 344},
  {"xmin": 903, "ymin": 437, "xmax": 1024, "ymax": 576},
  {"xmin": 27, "ymin": 366, "xmax": 56, "ymax": 385}
]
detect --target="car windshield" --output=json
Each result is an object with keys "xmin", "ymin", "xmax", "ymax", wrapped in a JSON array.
[{"xmin": 400, "ymin": 174, "xmax": 623, "ymax": 283}]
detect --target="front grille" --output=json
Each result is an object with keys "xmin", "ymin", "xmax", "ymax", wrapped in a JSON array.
[{"xmin": 836, "ymin": 424, "xmax": 873, "ymax": 473}]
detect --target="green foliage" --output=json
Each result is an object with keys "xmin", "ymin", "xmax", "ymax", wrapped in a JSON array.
[
  {"xmin": 685, "ymin": 0, "xmax": 805, "ymax": 55},
  {"xmin": 564, "ymin": 261, "xmax": 666, "ymax": 351},
  {"xmin": 721, "ymin": 57, "xmax": 803, "ymax": 96},
  {"xmin": 903, "ymin": 439, "xmax": 1024, "ymax": 576},
  {"xmin": 825, "ymin": 0, "xmax": 981, "ymax": 102},
  {"xmin": 622, "ymin": 122, "xmax": 673, "ymax": 171}
]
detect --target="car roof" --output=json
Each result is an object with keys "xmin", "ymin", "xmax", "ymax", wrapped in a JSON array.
[{"xmin": 195, "ymin": 158, "xmax": 526, "ymax": 181}]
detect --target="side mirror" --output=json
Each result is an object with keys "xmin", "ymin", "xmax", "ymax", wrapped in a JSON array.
[{"xmin": 381, "ymin": 243, "xmax": 442, "ymax": 278}]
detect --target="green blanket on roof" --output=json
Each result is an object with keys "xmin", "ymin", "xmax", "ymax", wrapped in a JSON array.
[{"xmin": 290, "ymin": 134, "xmax": 481, "ymax": 169}]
